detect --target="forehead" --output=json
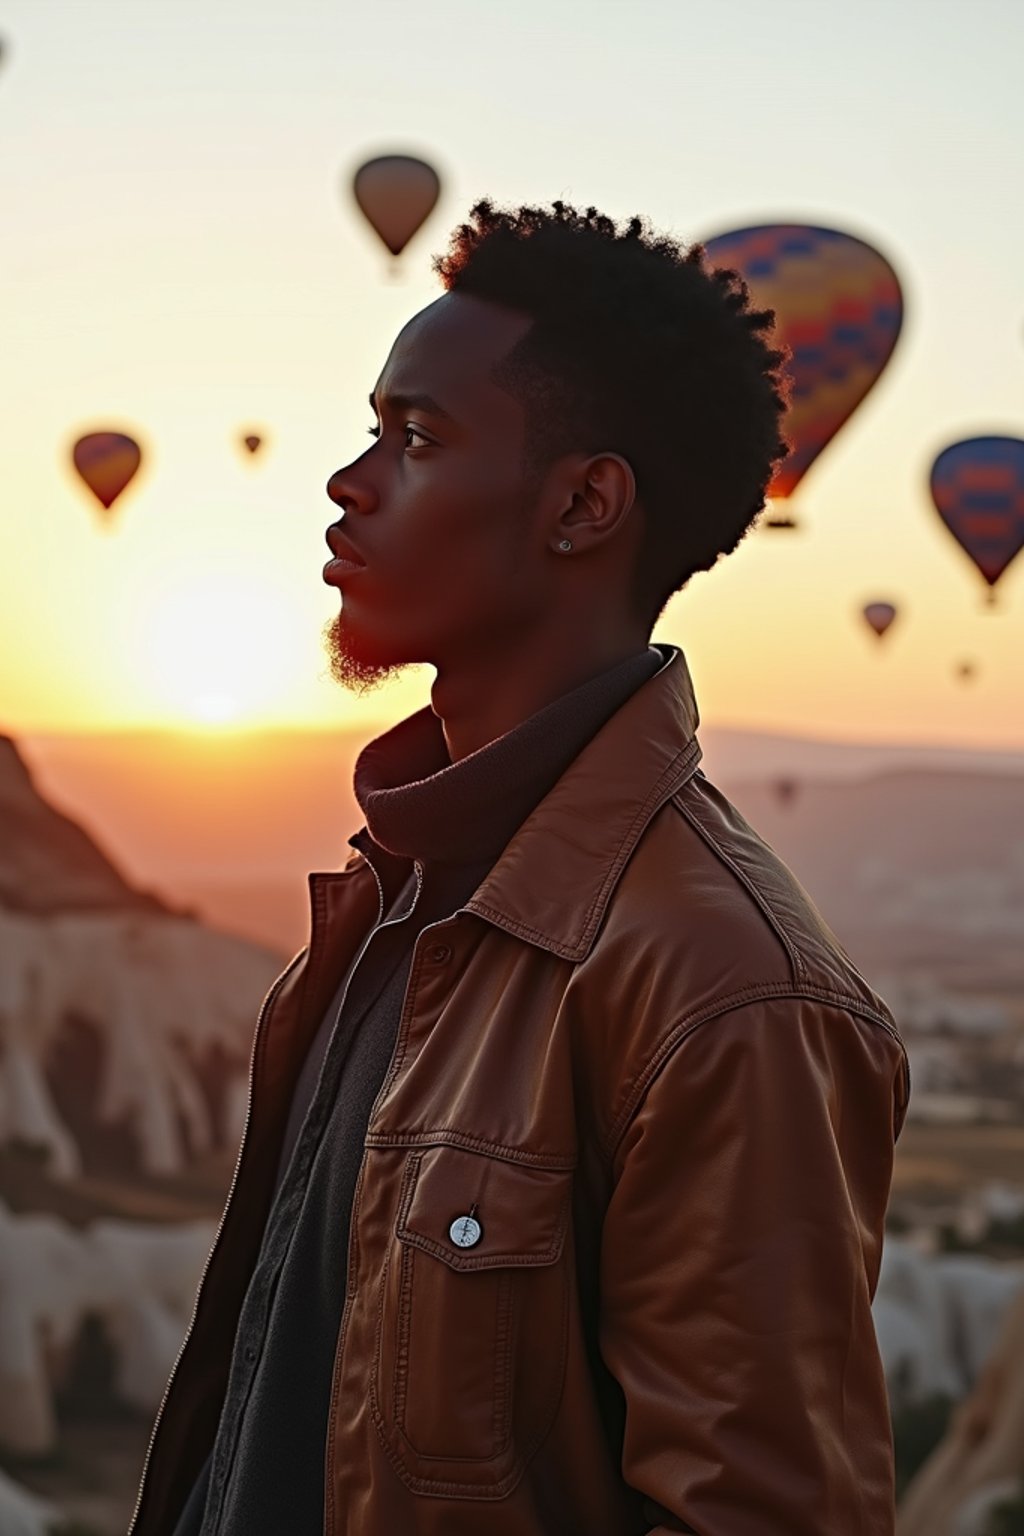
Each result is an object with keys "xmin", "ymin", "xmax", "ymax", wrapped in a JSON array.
[{"xmin": 375, "ymin": 292, "xmax": 535, "ymax": 429}]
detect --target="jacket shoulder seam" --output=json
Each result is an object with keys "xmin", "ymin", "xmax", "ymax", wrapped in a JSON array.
[
  {"xmin": 604, "ymin": 982, "xmax": 909, "ymax": 1160},
  {"xmin": 670, "ymin": 789, "xmax": 807, "ymax": 982}
]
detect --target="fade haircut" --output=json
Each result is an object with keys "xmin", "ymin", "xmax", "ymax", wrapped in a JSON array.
[{"xmin": 431, "ymin": 198, "xmax": 791, "ymax": 629}]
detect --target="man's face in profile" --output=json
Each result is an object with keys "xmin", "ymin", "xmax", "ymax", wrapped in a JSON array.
[{"xmin": 322, "ymin": 292, "xmax": 543, "ymax": 696}]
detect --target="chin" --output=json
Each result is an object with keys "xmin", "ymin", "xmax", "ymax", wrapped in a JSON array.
[{"xmin": 321, "ymin": 609, "xmax": 422, "ymax": 694}]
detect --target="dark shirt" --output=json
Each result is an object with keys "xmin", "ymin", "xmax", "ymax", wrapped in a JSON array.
[{"xmin": 175, "ymin": 645, "xmax": 667, "ymax": 1536}]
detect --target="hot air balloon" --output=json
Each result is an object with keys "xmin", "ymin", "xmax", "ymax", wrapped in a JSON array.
[
  {"xmin": 71, "ymin": 431, "xmax": 142, "ymax": 522},
  {"xmin": 702, "ymin": 224, "xmax": 903, "ymax": 524},
  {"xmin": 929, "ymin": 437, "xmax": 1024, "ymax": 605},
  {"xmin": 772, "ymin": 776, "xmax": 799, "ymax": 809},
  {"xmin": 241, "ymin": 433, "xmax": 263, "ymax": 455},
  {"xmin": 350, "ymin": 154, "xmax": 441, "ymax": 275},
  {"xmin": 862, "ymin": 601, "xmax": 898, "ymax": 640},
  {"xmin": 954, "ymin": 659, "xmax": 978, "ymax": 684}
]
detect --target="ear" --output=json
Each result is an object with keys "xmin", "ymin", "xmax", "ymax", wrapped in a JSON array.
[{"xmin": 551, "ymin": 452, "xmax": 637, "ymax": 553}]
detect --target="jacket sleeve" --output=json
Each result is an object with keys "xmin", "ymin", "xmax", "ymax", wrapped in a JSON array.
[{"xmin": 598, "ymin": 995, "xmax": 908, "ymax": 1536}]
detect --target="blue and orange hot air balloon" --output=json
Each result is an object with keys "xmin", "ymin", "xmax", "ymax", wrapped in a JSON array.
[
  {"xmin": 702, "ymin": 224, "xmax": 904, "ymax": 526},
  {"xmin": 929, "ymin": 436, "xmax": 1024, "ymax": 605},
  {"xmin": 71, "ymin": 430, "xmax": 143, "ymax": 524}
]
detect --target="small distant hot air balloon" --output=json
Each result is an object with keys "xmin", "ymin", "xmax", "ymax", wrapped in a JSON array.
[
  {"xmin": 702, "ymin": 224, "xmax": 903, "ymax": 527},
  {"xmin": 350, "ymin": 154, "xmax": 441, "ymax": 275},
  {"xmin": 772, "ymin": 776, "xmax": 799, "ymax": 809},
  {"xmin": 241, "ymin": 433, "xmax": 263, "ymax": 455},
  {"xmin": 954, "ymin": 659, "xmax": 978, "ymax": 684},
  {"xmin": 862, "ymin": 601, "xmax": 898, "ymax": 640},
  {"xmin": 929, "ymin": 436, "xmax": 1024, "ymax": 606},
  {"xmin": 71, "ymin": 431, "xmax": 142, "ymax": 522}
]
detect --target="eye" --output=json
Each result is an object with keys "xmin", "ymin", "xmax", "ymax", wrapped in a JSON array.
[{"xmin": 365, "ymin": 424, "xmax": 432, "ymax": 449}]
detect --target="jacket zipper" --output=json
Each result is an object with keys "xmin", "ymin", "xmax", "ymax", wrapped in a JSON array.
[
  {"xmin": 322, "ymin": 859, "xmax": 469, "ymax": 1536},
  {"xmin": 126, "ymin": 943, "xmax": 310, "ymax": 1536}
]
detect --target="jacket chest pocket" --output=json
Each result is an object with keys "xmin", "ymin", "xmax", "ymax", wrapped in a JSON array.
[{"xmin": 370, "ymin": 1143, "xmax": 574, "ymax": 1498}]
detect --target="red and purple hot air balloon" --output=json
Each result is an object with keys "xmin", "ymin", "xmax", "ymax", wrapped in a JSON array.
[
  {"xmin": 929, "ymin": 436, "xmax": 1024, "ymax": 605},
  {"xmin": 702, "ymin": 224, "xmax": 904, "ymax": 524}
]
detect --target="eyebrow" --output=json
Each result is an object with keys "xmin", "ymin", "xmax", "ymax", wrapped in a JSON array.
[{"xmin": 368, "ymin": 388, "xmax": 458, "ymax": 425}]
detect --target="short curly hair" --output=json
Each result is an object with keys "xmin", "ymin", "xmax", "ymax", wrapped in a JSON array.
[{"xmin": 431, "ymin": 198, "xmax": 791, "ymax": 629}]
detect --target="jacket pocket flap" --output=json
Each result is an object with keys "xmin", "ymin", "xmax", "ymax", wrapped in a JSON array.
[{"xmin": 396, "ymin": 1144, "xmax": 574, "ymax": 1272}]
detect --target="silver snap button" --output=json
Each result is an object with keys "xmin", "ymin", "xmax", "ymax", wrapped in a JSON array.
[{"xmin": 449, "ymin": 1213, "xmax": 482, "ymax": 1248}]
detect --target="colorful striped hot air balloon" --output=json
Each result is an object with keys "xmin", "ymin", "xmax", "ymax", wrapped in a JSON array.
[
  {"xmin": 702, "ymin": 225, "xmax": 904, "ymax": 519},
  {"xmin": 71, "ymin": 431, "xmax": 143, "ymax": 523},
  {"xmin": 929, "ymin": 436, "xmax": 1024, "ymax": 604}
]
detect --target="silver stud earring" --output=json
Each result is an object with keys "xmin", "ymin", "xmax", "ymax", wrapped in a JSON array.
[{"xmin": 558, "ymin": 538, "xmax": 573, "ymax": 551}]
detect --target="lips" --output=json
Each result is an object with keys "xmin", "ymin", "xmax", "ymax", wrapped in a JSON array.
[
  {"xmin": 325, "ymin": 527, "xmax": 366, "ymax": 567},
  {"xmin": 323, "ymin": 555, "xmax": 365, "ymax": 584}
]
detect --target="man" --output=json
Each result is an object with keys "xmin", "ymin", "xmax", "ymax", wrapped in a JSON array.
[{"xmin": 131, "ymin": 198, "xmax": 910, "ymax": 1536}]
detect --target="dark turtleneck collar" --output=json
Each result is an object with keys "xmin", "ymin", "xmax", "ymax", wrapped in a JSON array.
[{"xmin": 350, "ymin": 645, "xmax": 670, "ymax": 868}]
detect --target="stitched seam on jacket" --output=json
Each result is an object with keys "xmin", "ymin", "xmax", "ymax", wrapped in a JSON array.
[
  {"xmin": 367, "ymin": 1246, "xmax": 570, "ymax": 1498},
  {"xmin": 376, "ymin": 938, "xmax": 432, "ymax": 1098},
  {"xmin": 670, "ymin": 790, "xmax": 807, "ymax": 981},
  {"xmin": 605, "ymin": 984, "xmax": 909, "ymax": 1160},
  {"xmin": 364, "ymin": 1128, "xmax": 576, "ymax": 1170},
  {"xmin": 469, "ymin": 738, "xmax": 702, "ymax": 958},
  {"xmin": 295, "ymin": 866, "xmax": 366, "ymax": 1028}
]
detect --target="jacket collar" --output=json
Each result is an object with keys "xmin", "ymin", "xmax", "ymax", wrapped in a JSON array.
[
  {"xmin": 350, "ymin": 644, "xmax": 664, "ymax": 867},
  {"xmin": 461, "ymin": 643, "xmax": 702, "ymax": 962}
]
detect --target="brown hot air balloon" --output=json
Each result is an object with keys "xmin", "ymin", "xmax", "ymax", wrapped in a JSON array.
[
  {"xmin": 862, "ymin": 601, "xmax": 898, "ymax": 640},
  {"xmin": 71, "ymin": 431, "xmax": 143, "ymax": 523},
  {"xmin": 954, "ymin": 659, "xmax": 978, "ymax": 684},
  {"xmin": 350, "ymin": 154, "xmax": 441, "ymax": 275},
  {"xmin": 772, "ymin": 776, "xmax": 800, "ymax": 809},
  {"xmin": 241, "ymin": 433, "xmax": 263, "ymax": 455}
]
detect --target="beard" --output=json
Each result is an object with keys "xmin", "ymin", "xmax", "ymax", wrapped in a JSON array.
[{"xmin": 320, "ymin": 608, "xmax": 412, "ymax": 696}]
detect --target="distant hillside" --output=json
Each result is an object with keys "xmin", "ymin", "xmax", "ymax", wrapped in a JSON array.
[
  {"xmin": 701, "ymin": 726, "xmax": 1024, "ymax": 783},
  {"xmin": 0, "ymin": 734, "xmax": 285, "ymax": 1212},
  {"xmin": 724, "ymin": 770, "xmax": 1024, "ymax": 987},
  {"xmin": 0, "ymin": 734, "xmax": 168, "ymax": 916},
  {"xmin": 14, "ymin": 725, "xmax": 1024, "ymax": 968}
]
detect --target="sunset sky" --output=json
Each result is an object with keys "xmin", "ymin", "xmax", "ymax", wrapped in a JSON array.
[{"xmin": 2, "ymin": 0, "xmax": 1022, "ymax": 747}]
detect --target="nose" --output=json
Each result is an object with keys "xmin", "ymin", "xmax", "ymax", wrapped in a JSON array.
[{"xmin": 325, "ymin": 468, "xmax": 350, "ymax": 508}]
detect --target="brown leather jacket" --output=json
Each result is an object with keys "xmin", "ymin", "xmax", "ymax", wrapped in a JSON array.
[{"xmin": 129, "ymin": 647, "xmax": 910, "ymax": 1536}]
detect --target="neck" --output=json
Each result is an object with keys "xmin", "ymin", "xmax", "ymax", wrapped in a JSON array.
[{"xmin": 430, "ymin": 629, "xmax": 653, "ymax": 763}]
